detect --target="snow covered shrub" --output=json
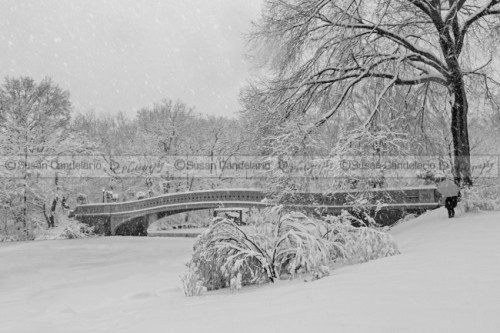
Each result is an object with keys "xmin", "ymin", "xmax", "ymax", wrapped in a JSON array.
[
  {"xmin": 0, "ymin": 230, "xmax": 35, "ymax": 242},
  {"xmin": 181, "ymin": 265, "xmax": 207, "ymax": 297},
  {"xmin": 230, "ymin": 272, "xmax": 243, "ymax": 291},
  {"xmin": 342, "ymin": 227, "xmax": 400, "ymax": 264},
  {"xmin": 0, "ymin": 205, "xmax": 37, "ymax": 242},
  {"xmin": 246, "ymin": 208, "xmax": 331, "ymax": 280},
  {"xmin": 57, "ymin": 221, "xmax": 95, "ymax": 239},
  {"xmin": 324, "ymin": 211, "xmax": 400, "ymax": 264},
  {"xmin": 182, "ymin": 208, "xmax": 400, "ymax": 295},
  {"xmin": 186, "ymin": 223, "xmax": 242, "ymax": 291},
  {"xmin": 35, "ymin": 218, "xmax": 95, "ymax": 240},
  {"xmin": 461, "ymin": 185, "xmax": 500, "ymax": 212},
  {"xmin": 309, "ymin": 265, "xmax": 331, "ymax": 281},
  {"xmin": 184, "ymin": 207, "xmax": 331, "ymax": 292}
]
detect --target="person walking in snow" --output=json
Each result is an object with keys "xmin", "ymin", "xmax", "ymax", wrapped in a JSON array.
[{"xmin": 436, "ymin": 176, "xmax": 461, "ymax": 218}]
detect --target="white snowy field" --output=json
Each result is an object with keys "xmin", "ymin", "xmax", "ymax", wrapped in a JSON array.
[{"xmin": 1, "ymin": 209, "xmax": 500, "ymax": 333}]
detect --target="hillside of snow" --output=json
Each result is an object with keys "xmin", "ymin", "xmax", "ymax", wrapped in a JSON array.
[{"xmin": 1, "ymin": 208, "xmax": 499, "ymax": 333}]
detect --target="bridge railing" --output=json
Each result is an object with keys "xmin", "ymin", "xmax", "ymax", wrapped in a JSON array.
[{"xmin": 72, "ymin": 189, "xmax": 265, "ymax": 216}]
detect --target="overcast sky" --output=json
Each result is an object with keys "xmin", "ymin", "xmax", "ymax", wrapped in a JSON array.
[{"xmin": 0, "ymin": 0, "xmax": 263, "ymax": 118}]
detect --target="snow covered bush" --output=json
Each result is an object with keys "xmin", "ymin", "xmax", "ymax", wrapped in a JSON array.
[
  {"xmin": 57, "ymin": 221, "xmax": 95, "ymax": 239},
  {"xmin": 181, "ymin": 265, "xmax": 207, "ymax": 297},
  {"xmin": 0, "ymin": 214, "xmax": 36, "ymax": 242},
  {"xmin": 341, "ymin": 227, "xmax": 400, "ymax": 264},
  {"xmin": 0, "ymin": 231, "xmax": 35, "ymax": 242},
  {"xmin": 461, "ymin": 185, "xmax": 500, "ymax": 212},
  {"xmin": 182, "ymin": 207, "xmax": 331, "ymax": 294},
  {"xmin": 344, "ymin": 193, "xmax": 381, "ymax": 227},
  {"xmin": 35, "ymin": 218, "xmax": 95, "ymax": 240},
  {"xmin": 182, "ymin": 208, "xmax": 400, "ymax": 296},
  {"xmin": 323, "ymin": 211, "xmax": 400, "ymax": 264}
]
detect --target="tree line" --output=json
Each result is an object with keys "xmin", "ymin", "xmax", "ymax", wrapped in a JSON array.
[{"xmin": 0, "ymin": 77, "xmax": 251, "ymax": 239}]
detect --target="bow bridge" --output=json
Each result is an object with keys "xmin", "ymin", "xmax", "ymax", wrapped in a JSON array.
[{"xmin": 72, "ymin": 187, "xmax": 440, "ymax": 236}]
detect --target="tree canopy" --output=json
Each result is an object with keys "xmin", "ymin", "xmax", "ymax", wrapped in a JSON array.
[{"xmin": 247, "ymin": 0, "xmax": 500, "ymax": 185}]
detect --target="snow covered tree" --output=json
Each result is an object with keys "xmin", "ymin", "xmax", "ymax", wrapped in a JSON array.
[
  {"xmin": 72, "ymin": 99, "xmax": 249, "ymax": 207},
  {"xmin": 136, "ymin": 100, "xmax": 248, "ymax": 193},
  {"xmin": 0, "ymin": 76, "xmax": 82, "ymax": 237},
  {"xmin": 71, "ymin": 111, "xmax": 141, "ymax": 201},
  {"xmin": 248, "ymin": 0, "xmax": 500, "ymax": 186},
  {"xmin": 135, "ymin": 99, "xmax": 201, "ymax": 195}
]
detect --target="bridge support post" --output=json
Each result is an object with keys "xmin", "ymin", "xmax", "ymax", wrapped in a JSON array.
[{"xmin": 110, "ymin": 216, "xmax": 123, "ymax": 236}]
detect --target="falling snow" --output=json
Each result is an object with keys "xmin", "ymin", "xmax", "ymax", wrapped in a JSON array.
[{"xmin": 0, "ymin": 0, "xmax": 262, "ymax": 117}]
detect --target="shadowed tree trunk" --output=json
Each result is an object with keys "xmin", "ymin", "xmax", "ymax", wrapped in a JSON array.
[{"xmin": 450, "ymin": 76, "xmax": 472, "ymax": 186}]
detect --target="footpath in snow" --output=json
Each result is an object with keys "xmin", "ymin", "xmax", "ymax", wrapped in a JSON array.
[{"xmin": 1, "ymin": 208, "xmax": 499, "ymax": 333}]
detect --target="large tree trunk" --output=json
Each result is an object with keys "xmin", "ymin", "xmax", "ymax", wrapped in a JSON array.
[{"xmin": 450, "ymin": 77, "xmax": 473, "ymax": 187}]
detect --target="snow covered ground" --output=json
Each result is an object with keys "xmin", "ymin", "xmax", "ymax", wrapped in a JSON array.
[{"xmin": 1, "ymin": 208, "xmax": 500, "ymax": 333}]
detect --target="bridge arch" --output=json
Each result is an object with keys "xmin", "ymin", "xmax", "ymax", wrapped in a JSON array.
[{"xmin": 110, "ymin": 203, "xmax": 265, "ymax": 236}]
